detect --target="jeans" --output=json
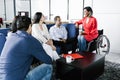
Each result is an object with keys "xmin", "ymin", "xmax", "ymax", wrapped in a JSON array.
[
  {"xmin": 25, "ymin": 64, "xmax": 53, "ymax": 80},
  {"xmin": 77, "ymin": 35, "xmax": 86, "ymax": 52}
]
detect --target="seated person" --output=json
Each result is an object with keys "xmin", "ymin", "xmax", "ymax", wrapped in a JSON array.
[
  {"xmin": 49, "ymin": 16, "xmax": 76, "ymax": 54},
  {"xmin": 0, "ymin": 16, "xmax": 53, "ymax": 80},
  {"xmin": 32, "ymin": 12, "xmax": 60, "ymax": 61},
  {"xmin": 75, "ymin": 6, "xmax": 98, "ymax": 52}
]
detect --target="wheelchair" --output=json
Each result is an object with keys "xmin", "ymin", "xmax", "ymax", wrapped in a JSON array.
[{"xmin": 86, "ymin": 29, "xmax": 110, "ymax": 55}]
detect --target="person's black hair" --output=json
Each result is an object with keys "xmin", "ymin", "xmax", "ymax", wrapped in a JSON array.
[
  {"xmin": 11, "ymin": 16, "xmax": 31, "ymax": 33},
  {"xmin": 33, "ymin": 12, "xmax": 42, "ymax": 24},
  {"xmin": 84, "ymin": 6, "xmax": 93, "ymax": 15},
  {"xmin": 54, "ymin": 16, "xmax": 60, "ymax": 22}
]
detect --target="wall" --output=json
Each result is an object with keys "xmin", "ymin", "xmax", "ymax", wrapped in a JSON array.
[{"xmin": 92, "ymin": 0, "xmax": 120, "ymax": 53}]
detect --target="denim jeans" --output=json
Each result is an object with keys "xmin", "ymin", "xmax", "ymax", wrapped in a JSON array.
[
  {"xmin": 77, "ymin": 35, "xmax": 86, "ymax": 52},
  {"xmin": 25, "ymin": 64, "xmax": 53, "ymax": 80}
]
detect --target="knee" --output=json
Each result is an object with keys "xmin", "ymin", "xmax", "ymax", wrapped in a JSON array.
[
  {"xmin": 43, "ymin": 64, "xmax": 53, "ymax": 71},
  {"xmin": 80, "ymin": 36, "xmax": 84, "ymax": 40},
  {"xmin": 77, "ymin": 35, "xmax": 81, "ymax": 40}
]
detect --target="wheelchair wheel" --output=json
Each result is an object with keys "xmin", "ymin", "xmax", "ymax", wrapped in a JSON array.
[{"xmin": 96, "ymin": 35, "xmax": 110, "ymax": 55}]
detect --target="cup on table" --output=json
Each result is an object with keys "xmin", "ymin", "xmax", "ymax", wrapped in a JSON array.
[
  {"xmin": 66, "ymin": 55, "xmax": 74, "ymax": 63},
  {"xmin": 68, "ymin": 50, "xmax": 72, "ymax": 54}
]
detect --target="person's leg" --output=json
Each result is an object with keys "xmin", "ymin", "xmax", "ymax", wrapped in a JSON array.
[
  {"xmin": 25, "ymin": 64, "xmax": 53, "ymax": 80},
  {"xmin": 66, "ymin": 37, "xmax": 77, "ymax": 53},
  {"xmin": 77, "ymin": 35, "xmax": 86, "ymax": 52},
  {"xmin": 42, "ymin": 43, "xmax": 60, "ymax": 61},
  {"xmin": 60, "ymin": 43, "xmax": 68, "ymax": 54},
  {"xmin": 53, "ymin": 40, "xmax": 63, "ymax": 46},
  {"xmin": 77, "ymin": 35, "xmax": 82, "ymax": 52},
  {"xmin": 53, "ymin": 40, "xmax": 67, "ymax": 54},
  {"xmin": 80, "ymin": 36, "xmax": 87, "ymax": 52}
]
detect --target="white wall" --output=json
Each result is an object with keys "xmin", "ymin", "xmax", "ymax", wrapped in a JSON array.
[{"xmin": 92, "ymin": 0, "xmax": 120, "ymax": 53}]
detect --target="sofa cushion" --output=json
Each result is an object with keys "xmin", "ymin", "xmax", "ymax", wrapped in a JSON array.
[
  {"xmin": 0, "ymin": 33, "xmax": 6, "ymax": 55},
  {"xmin": 0, "ymin": 28, "xmax": 10, "ymax": 36}
]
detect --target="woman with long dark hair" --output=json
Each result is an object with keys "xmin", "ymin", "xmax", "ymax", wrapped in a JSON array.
[{"xmin": 32, "ymin": 12, "xmax": 60, "ymax": 61}]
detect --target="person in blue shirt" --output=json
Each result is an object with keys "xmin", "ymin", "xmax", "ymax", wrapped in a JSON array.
[{"xmin": 0, "ymin": 16, "xmax": 53, "ymax": 80}]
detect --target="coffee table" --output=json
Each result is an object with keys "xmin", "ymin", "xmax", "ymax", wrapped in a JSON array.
[{"xmin": 55, "ymin": 52, "xmax": 105, "ymax": 80}]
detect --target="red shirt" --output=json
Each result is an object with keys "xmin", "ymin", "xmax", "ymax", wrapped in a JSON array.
[{"xmin": 75, "ymin": 16, "xmax": 98, "ymax": 41}]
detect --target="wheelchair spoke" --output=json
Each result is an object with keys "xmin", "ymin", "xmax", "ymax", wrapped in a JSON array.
[{"xmin": 96, "ymin": 35, "xmax": 110, "ymax": 55}]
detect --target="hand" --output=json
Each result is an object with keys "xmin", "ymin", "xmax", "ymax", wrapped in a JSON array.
[
  {"xmin": 60, "ymin": 38, "xmax": 66, "ymax": 43},
  {"xmin": 51, "ymin": 45, "xmax": 56, "ymax": 51},
  {"xmin": 75, "ymin": 23, "xmax": 79, "ymax": 28},
  {"xmin": 46, "ymin": 40, "xmax": 51, "ymax": 45},
  {"xmin": 46, "ymin": 39, "xmax": 53, "ymax": 45},
  {"xmin": 62, "ymin": 39, "xmax": 66, "ymax": 43},
  {"xmin": 80, "ymin": 31, "xmax": 87, "ymax": 35}
]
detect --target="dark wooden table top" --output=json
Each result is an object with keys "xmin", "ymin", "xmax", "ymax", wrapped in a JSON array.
[{"xmin": 57, "ymin": 52, "xmax": 105, "ymax": 69}]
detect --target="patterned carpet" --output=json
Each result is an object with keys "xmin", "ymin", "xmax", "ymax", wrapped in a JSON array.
[{"xmin": 97, "ymin": 61, "xmax": 120, "ymax": 80}]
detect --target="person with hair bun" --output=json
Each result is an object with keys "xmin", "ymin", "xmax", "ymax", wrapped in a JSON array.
[{"xmin": 75, "ymin": 6, "xmax": 98, "ymax": 52}]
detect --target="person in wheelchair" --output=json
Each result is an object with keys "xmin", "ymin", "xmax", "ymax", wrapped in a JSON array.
[{"xmin": 75, "ymin": 6, "xmax": 98, "ymax": 53}]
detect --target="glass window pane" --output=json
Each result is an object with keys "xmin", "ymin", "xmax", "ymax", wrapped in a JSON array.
[
  {"xmin": 51, "ymin": 0, "xmax": 67, "ymax": 21},
  {"xmin": 6, "ymin": 0, "xmax": 14, "ymax": 21},
  {"xmin": 16, "ymin": 0, "xmax": 30, "ymax": 17},
  {"xmin": 31, "ymin": 0, "xmax": 49, "ymax": 20},
  {"xmin": 69, "ymin": 0, "xmax": 83, "ymax": 23},
  {"xmin": 0, "ymin": 0, "xmax": 5, "ymax": 20}
]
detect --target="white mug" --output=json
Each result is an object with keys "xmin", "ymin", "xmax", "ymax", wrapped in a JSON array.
[
  {"xmin": 66, "ymin": 55, "xmax": 74, "ymax": 63},
  {"xmin": 68, "ymin": 51, "xmax": 72, "ymax": 54}
]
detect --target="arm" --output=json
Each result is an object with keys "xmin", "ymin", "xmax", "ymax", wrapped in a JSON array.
[
  {"xmin": 32, "ymin": 24, "xmax": 48, "ymax": 43},
  {"xmin": 75, "ymin": 19, "xmax": 83, "ymax": 28},
  {"xmin": 59, "ymin": 26, "xmax": 67, "ymax": 43},
  {"xmin": 49, "ymin": 26, "xmax": 60, "ymax": 41},
  {"xmin": 43, "ymin": 24, "xmax": 51, "ymax": 40},
  {"xmin": 42, "ymin": 24, "xmax": 56, "ymax": 50},
  {"xmin": 63, "ymin": 26, "xmax": 68, "ymax": 40},
  {"xmin": 30, "ymin": 37, "xmax": 52, "ymax": 64},
  {"xmin": 47, "ymin": 39, "xmax": 56, "ymax": 51}
]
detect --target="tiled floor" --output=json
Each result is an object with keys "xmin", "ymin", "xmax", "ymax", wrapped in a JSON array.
[{"xmin": 105, "ymin": 52, "xmax": 120, "ymax": 64}]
